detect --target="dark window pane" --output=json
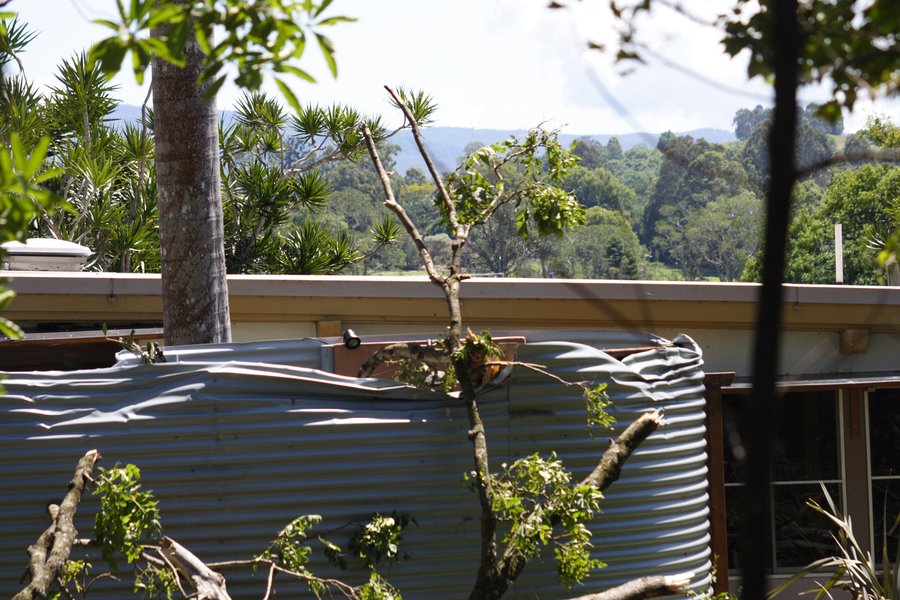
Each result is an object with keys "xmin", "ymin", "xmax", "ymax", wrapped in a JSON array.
[
  {"xmin": 869, "ymin": 388, "xmax": 900, "ymax": 563},
  {"xmin": 869, "ymin": 388, "xmax": 900, "ymax": 477},
  {"xmin": 872, "ymin": 480, "xmax": 900, "ymax": 562},
  {"xmin": 772, "ymin": 391, "xmax": 839, "ymax": 481},
  {"xmin": 773, "ymin": 483, "xmax": 842, "ymax": 569},
  {"xmin": 724, "ymin": 485, "xmax": 771, "ymax": 571},
  {"xmin": 722, "ymin": 390, "xmax": 839, "ymax": 483},
  {"xmin": 722, "ymin": 395, "xmax": 747, "ymax": 483}
]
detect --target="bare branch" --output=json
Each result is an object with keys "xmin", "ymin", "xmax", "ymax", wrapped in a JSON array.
[
  {"xmin": 795, "ymin": 147, "xmax": 900, "ymax": 178},
  {"xmin": 261, "ymin": 562, "xmax": 276, "ymax": 600},
  {"xmin": 361, "ymin": 123, "xmax": 444, "ymax": 285},
  {"xmin": 15, "ymin": 450, "xmax": 101, "ymax": 600},
  {"xmin": 573, "ymin": 572, "xmax": 694, "ymax": 600},
  {"xmin": 581, "ymin": 411, "xmax": 662, "ymax": 492},
  {"xmin": 160, "ymin": 537, "xmax": 232, "ymax": 600},
  {"xmin": 357, "ymin": 341, "xmax": 451, "ymax": 378},
  {"xmin": 383, "ymin": 85, "xmax": 462, "ymax": 235}
]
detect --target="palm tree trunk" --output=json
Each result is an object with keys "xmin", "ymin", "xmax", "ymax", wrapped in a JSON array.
[{"xmin": 152, "ymin": 6, "xmax": 231, "ymax": 345}]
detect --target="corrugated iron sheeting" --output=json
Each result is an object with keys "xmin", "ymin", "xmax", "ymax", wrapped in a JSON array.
[
  {"xmin": 114, "ymin": 337, "xmax": 328, "ymax": 369},
  {"xmin": 1, "ymin": 333, "xmax": 709, "ymax": 598}
]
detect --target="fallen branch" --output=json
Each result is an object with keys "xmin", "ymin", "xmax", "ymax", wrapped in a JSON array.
[
  {"xmin": 15, "ymin": 449, "xmax": 100, "ymax": 600},
  {"xmin": 582, "ymin": 410, "xmax": 662, "ymax": 492},
  {"xmin": 160, "ymin": 537, "xmax": 232, "ymax": 600},
  {"xmin": 357, "ymin": 341, "xmax": 451, "ymax": 378},
  {"xmin": 207, "ymin": 557, "xmax": 361, "ymax": 599},
  {"xmin": 574, "ymin": 572, "xmax": 694, "ymax": 600},
  {"xmin": 494, "ymin": 410, "xmax": 664, "ymax": 592}
]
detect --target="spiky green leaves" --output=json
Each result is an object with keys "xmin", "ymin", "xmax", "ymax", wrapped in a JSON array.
[{"xmin": 275, "ymin": 220, "xmax": 362, "ymax": 274}]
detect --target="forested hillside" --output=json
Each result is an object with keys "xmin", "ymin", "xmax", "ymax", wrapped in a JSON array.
[{"xmin": 7, "ymin": 39, "xmax": 898, "ymax": 285}]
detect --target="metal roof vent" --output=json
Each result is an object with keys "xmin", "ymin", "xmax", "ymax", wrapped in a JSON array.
[{"xmin": 1, "ymin": 238, "xmax": 92, "ymax": 271}]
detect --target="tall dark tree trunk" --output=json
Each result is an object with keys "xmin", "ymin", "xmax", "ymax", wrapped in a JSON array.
[
  {"xmin": 152, "ymin": 5, "xmax": 232, "ymax": 346},
  {"xmin": 741, "ymin": 1, "xmax": 799, "ymax": 598}
]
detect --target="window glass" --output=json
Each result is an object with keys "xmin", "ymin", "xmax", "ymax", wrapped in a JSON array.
[
  {"xmin": 868, "ymin": 388, "xmax": 900, "ymax": 557},
  {"xmin": 723, "ymin": 390, "xmax": 841, "ymax": 571},
  {"xmin": 723, "ymin": 390, "xmax": 839, "ymax": 483},
  {"xmin": 773, "ymin": 482, "xmax": 842, "ymax": 568}
]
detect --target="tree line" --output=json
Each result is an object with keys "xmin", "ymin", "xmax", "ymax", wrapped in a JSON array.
[
  {"xmin": 4, "ymin": 23, "xmax": 895, "ymax": 287},
  {"xmin": 2, "ymin": 18, "xmax": 899, "ymax": 292}
]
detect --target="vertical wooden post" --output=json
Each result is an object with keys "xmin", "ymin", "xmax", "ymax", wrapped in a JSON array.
[{"xmin": 705, "ymin": 372, "xmax": 734, "ymax": 595}]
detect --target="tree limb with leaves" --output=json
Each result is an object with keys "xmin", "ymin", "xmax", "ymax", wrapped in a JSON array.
[
  {"xmin": 359, "ymin": 85, "xmax": 680, "ymax": 600},
  {"xmin": 16, "ymin": 450, "xmax": 406, "ymax": 600}
]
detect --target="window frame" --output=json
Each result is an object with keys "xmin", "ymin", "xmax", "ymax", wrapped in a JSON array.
[{"xmin": 705, "ymin": 374, "xmax": 900, "ymax": 593}]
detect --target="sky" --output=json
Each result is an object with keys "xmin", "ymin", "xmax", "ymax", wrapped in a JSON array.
[{"xmin": 8, "ymin": 0, "xmax": 899, "ymax": 136}]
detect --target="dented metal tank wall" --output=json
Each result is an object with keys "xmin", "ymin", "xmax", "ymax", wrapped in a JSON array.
[{"xmin": 0, "ymin": 332, "xmax": 709, "ymax": 598}]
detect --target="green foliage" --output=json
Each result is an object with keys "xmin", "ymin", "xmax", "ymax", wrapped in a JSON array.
[
  {"xmin": 564, "ymin": 166, "xmax": 638, "ymax": 222},
  {"xmin": 0, "ymin": 17, "xmax": 35, "ymax": 70},
  {"xmin": 740, "ymin": 112, "xmax": 835, "ymax": 188},
  {"xmin": 784, "ymin": 164, "xmax": 900, "ymax": 285},
  {"xmin": 357, "ymin": 571, "xmax": 402, "ymax": 600},
  {"xmin": 254, "ymin": 513, "xmax": 405, "ymax": 598},
  {"xmin": 93, "ymin": 464, "xmax": 162, "ymax": 571},
  {"xmin": 89, "ymin": 0, "xmax": 355, "ymax": 110},
  {"xmin": 720, "ymin": 0, "xmax": 899, "ymax": 118},
  {"xmin": 442, "ymin": 129, "xmax": 583, "ymax": 238},
  {"xmin": 393, "ymin": 354, "xmax": 457, "ymax": 393},
  {"xmin": 0, "ymin": 288, "xmax": 23, "ymax": 340},
  {"xmin": 53, "ymin": 559, "xmax": 92, "ymax": 600},
  {"xmin": 452, "ymin": 329, "xmax": 503, "ymax": 364},
  {"xmin": 275, "ymin": 220, "xmax": 362, "ymax": 274},
  {"xmin": 0, "ymin": 130, "xmax": 66, "ymax": 340},
  {"xmin": 568, "ymin": 206, "xmax": 646, "ymax": 279},
  {"xmin": 570, "ymin": 137, "xmax": 608, "ymax": 170},
  {"xmin": 88, "ymin": 462, "xmax": 407, "ymax": 600},
  {"xmin": 867, "ymin": 115, "xmax": 900, "ymax": 149},
  {"xmin": 0, "ymin": 36, "xmax": 161, "ymax": 273},
  {"xmin": 349, "ymin": 512, "xmax": 415, "ymax": 568},
  {"xmin": 110, "ymin": 327, "xmax": 167, "ymax": 364},
  {"xmin": 489, "ymin": 452, "xmax": 607, "ymax": 588},
  {"xmin": 584, "ymin": 383, "xmax": 614, "ymax": 431},
  {"xmin": 644, "ymin": 134, "xmax": 754, "ymax": 277},
  {"xmin": 134, "ymin": 564, "xmax": 177, "ymax": 600},
  {"xmin": 733, "ymin": 105, "xmax": 769, "ymax": 141},
  {"xmin": 389, "ymin": 88, "xmax": 438, "ymax": 127},
  {"xmin": 0, "ymin": 134, "xmax": 63, "ymax": 237},
  {"xmin": 464, "ymin": 203, "xmax": 533, "ymax": 276},
  {"xmin": 222, "ymin": 92, "xmax": 378, "ymax": 274},
  {"xmin": 257, "ymin": 514, "xmax": 322, "ymax": 573},
  {"xmin": 684, "ymin": 192, "xmax": 763, "ymax": 281}
]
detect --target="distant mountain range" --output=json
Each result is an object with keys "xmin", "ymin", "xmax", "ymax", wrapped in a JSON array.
[
  {"xmin": 111, "ymin": 105, "xmax": 735, "ymax": 175},
  {"xmin": 390, "ymin": 127, "xmax": 736, "ymax": 174}
]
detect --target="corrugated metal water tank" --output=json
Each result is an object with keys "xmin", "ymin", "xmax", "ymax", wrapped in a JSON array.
[{"xmin": 0, "ymin": 332, "xmax": 710, "ymax": 598}]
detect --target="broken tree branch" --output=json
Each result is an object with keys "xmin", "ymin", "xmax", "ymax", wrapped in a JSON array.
[
  {"xmin": 574, "ymin": 572, "xmax": 694, "ymax": 600},
  {"xmin": 582, "ymin": 410, "xmax": 662, "ymax": 492},
  {"xmin": 494, "ymin": 411, "xmax": 663, "ymax": 592},
  {"xmin": 357, "ymin": 340, "xmax": 451, "ymax": 378},
  {"xmin": 160, "ymin": 537, "xmax": 232, "ymax": 600},
  {"xmin": 15, "ymin": 449, "xmax": 101, "ymax": 600}
]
